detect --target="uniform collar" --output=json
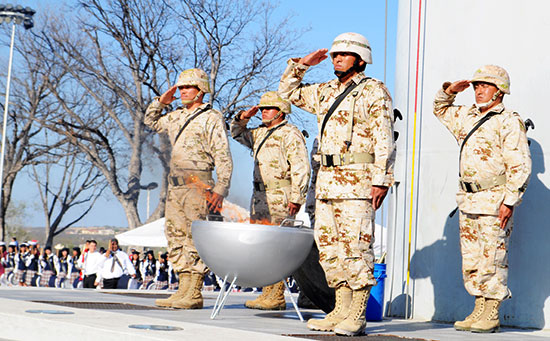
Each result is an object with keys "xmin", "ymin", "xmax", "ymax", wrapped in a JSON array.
[
  {"xmin": 331, "ymin": 72, "xmax": 367, "ymax": 89},
  {"xmin": 271, "ymin": 119, "xmax": 288, "ymax": 130},
  {"xmin": 181, "ymin": 102, "xmax": 210, "ymax": 114},
  {"xmin": 349, "ymin": 72, "xmax": 367, "ymax": 85},
  {"xmin": 470, "ymin": 102, "xmax": 505, "ymax": 117},
  {"xmin": 260, "ymin": 119, "xmax": 288, "ymax": 130}
]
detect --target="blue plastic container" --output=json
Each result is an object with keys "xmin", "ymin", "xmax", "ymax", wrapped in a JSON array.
[{"xmin": 365, "ymin": 263, "xmax": 387, "ymax": 321}]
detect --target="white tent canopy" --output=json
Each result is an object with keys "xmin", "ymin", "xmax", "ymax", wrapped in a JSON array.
[
  {"xmin": 116, "ymin": 218, "xmax": 167, "ymax": 247},
  {"xmin": 115, "ymin": 201, "xmax": 251, "ymax": 248}
]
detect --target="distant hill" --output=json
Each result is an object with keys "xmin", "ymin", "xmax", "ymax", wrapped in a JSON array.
[{"xmin": 20, "ymin": 226, "xmax": 129, "ymax": 250}]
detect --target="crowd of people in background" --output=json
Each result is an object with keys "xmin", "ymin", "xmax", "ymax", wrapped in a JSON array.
[{"xmin": 0, "ymin": 237, "xmax": 188, "ymax": 291}]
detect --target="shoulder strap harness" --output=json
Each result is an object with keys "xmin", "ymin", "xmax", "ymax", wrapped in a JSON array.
[
  {"xmin": 253, "ymin": 122, "xmax": 287, "ymax": 161},
  {"xmin": 174, "ymin": 104, "xmax": 212, "ymax": 144},
  {"xmin": 319, "ymin": 77, "xmax": 369, "ymax": 152},
  {"xmin": 459, "ymin": 108, "xmax": 503, "ymax": 176}
]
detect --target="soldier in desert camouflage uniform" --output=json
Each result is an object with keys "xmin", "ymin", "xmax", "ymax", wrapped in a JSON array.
[
  {"xmin": 279, "ymin": 32, "xmax": 395, "ymax": 336},
  {"xmin": 145, "ymin": 68, "xmax": 233, "ymax": 309},
  {"xmin": 433, "ymin": 65, "xmax": 531, "ymax": 333},
  {"xmin": 230, "ymin": 91, "xmax": 310, "ymax": 310}
]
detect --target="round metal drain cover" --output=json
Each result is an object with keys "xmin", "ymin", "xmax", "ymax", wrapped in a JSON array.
[
  {"xmin": 129, "ymin": 324, "xmax": 183, "ymax": 331},
  {"xmin": 25, "ymin": 309, "xmax": 74, "ymax": 315}
]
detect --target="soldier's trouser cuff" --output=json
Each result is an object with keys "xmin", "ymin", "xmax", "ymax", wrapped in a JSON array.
[{"xmin": 482, "ymin": 290, "xmax": 511, "ymax": 301}]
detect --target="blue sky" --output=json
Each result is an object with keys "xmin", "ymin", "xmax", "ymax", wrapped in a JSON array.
[
  {"xmin": 3, "ymin": 0, "xmax": 398, "ymax": 228},
  {"xmin": 227, "ymin": 0, "xmax": 398, "ymax": 222}
]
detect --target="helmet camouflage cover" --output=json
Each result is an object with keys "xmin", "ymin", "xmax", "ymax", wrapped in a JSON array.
[
  {"xmin": 175, "ymin": 68, "xmax": 211, "ymax": 93},
  {"xmin": 471, "ymin": 65, "xmax": 510, "ymax": 94},
  {"xmin": 258, "ymin": 91, "xmax": 291, "ymax": 114},
  {"xmin": 329, "ymin": 32, "xmax": 372, "ymax": 64}
]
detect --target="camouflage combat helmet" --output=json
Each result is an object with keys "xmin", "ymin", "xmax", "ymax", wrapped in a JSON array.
[
  {"xmin": 471, "ymin": 65, "xmax": 510, "ymax": 94},
  {"xmin": 329, "ymin": 32, "xmax": 372, "ymax": 64},
  {"xmin": 175, "ymin": 68, "xmax": 211, "ymax": 93},
  {"xmin": 258, "ymin": 91, "xmax": 291, "ymax": 114}
]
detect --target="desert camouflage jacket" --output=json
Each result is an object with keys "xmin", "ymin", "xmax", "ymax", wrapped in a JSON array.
[
  {"xmin": 145, "ymin": 100, "xmax": 233, "ymax": 197},
  {"xmin": 279, "ymin": 58, "xmax": 395, "ymax": 199},
  {"xmin": 230, "ymin": 118, "xmax": 310, "ymax": 205},
  {"xmin": 433, "ymin": 87, "xmax": 531, "ymax": 215}
]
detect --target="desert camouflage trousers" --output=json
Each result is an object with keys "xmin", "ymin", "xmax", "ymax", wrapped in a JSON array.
[
  {"xmin": 165, "ymin": 183, "xmax": 212, "ymax": 275},
  {"xmin": 315, "ymin": 198, "xmax": 376, "ymax": 290},
  {"xmin": 459, "ymin": 211, "xmax": 513, "ymax": 301}
]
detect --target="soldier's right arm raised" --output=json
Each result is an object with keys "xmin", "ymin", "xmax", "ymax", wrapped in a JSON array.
[
  {"xmin": 433, "ymin": 81, "xmax": 468, "ymax": 140},
  {"xmin": 229, "ymin": 107, "xmax": 257, "ymax": 149},
  {"xmin": 278, "ymin": 51, "xmax": 328, "ymax": 114},
  {"xmin": 144, "ymin": 86, "xmax": 178, "ymax": 133}
]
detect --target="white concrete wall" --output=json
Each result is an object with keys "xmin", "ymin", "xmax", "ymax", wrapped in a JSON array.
[{"xmin": 386, "ymin": 0, "xmax": 550, "ymax": 329}]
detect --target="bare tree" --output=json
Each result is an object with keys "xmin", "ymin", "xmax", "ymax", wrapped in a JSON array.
[
  {"xmin": 0, "ymin": 25, "xmax": 67, "ymax": 241},
  {"xmin": 169, "ymin": 0, "xmax": 303, "ymax": 118},
  {"xmin": 29, "ymin": 140, "xmax": 107, "ymax": 247},
  {"xmin": 28, "ymin": 3, "xmax": 180, "ymax": 228},
  {"xmin": 25, "ymin": 0, "xmax": 304, "ymax": 229}
]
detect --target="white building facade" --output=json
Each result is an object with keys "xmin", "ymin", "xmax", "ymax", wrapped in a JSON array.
[{"xmin": 386, "ymin": 0, "xmax": 550, "ymax": 329}]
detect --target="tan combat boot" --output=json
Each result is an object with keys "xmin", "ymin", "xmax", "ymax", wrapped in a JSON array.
[
  {"xmin": 155, "ymin": 272, "xmax": 190, "ymax": 307},
  {"xmin": 334, "ymin": 287, "xmax": 371, "ymax": 336},
  {"xmin": 454, "ymin": 296, "xmax": 485, "ymax": 331},
  {"xmin": 307, "ymin": 285, "xmax": 352, "ymax": 331},
  {"xmin": 245, "ymin": 285, "xmax": 272, "ymax": 309},
  {"xmin": 256, "ymin": 281, "xmax": 286, "ymax": 310},
  {"xmin": 470, "ymin": 298, "xmax": 501, "ymax": 333},
  {"xmin": 172, "ymin": 273, "xmax": 204, "ymax": 309}
]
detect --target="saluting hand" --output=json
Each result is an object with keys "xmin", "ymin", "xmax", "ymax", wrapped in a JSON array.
[
  {"xmin": 299, "ymin": 49, "xmax": 329, "ymax": 67},
  {"xmin": 445, "ymin": 80, "xmax": 470, "ymax": 95},
  {"xmin": 241, "ymin": 106, "xmax": 259, "ymax": 120},
  {"xmin": 159, "ymin": 85, "xmax": 179, "ymax": 105}
]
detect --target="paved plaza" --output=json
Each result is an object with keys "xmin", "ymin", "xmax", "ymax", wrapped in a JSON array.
[{"xmin": 0, "ymin": 287, "xmax": 549, "ymax": 340}]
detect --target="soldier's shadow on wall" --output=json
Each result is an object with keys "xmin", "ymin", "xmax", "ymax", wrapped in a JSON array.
[
  {"xmin": 506, "ymin": 138, "xmax": 550, "ymax": 329},
  {"xmin": 410, "ymin": 138, "xmax": 550, "ymax": 329},
  {"xmin": 409, "ymin": 208, "xmax": 466, "ymax": 323}
]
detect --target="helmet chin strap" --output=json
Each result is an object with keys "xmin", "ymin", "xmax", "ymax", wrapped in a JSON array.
[
  {"xmin": 475, "ymin": 89, "xmax": 502, "ymax": 110},
  {"xmin": 334, "ymin": 58, "xmax": 361, "ymax": 81},
  {"xmin": 181, "ymin": 90, "xmax": 203, "ymax": 105},
  {"xmin": 262, "ymin": 110, "xmax": 283, "ymax": 126}
]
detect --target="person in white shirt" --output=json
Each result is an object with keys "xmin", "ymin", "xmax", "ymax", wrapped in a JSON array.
[
  {"xmin": 96, "ymin": 239, "xmax": 135, "ymax": 289},
  {"xmin": 79, "ymin": 240, "xmax": 104, "ymax": 288}
]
